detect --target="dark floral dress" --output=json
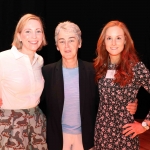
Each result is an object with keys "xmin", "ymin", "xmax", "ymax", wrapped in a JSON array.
[{"xmin": 94, "ymin": 62, "xmax": 150, "ymax": 150}]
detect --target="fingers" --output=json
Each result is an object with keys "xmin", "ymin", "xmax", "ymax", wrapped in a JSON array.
[
  {"xmin": 127, "ymin": 99, "xmax": 138, "ymax": 107},
  {"xmin": 128, "ymin": 110, "xmax": 135, "ymax": 115},
  {"xmin": 131, "ymin": 132, "xmax": 137, "ymax": 139},
  {"xmin": 126, "ymin": 101, "xmax": 137, "ymax": 115},
  {"xmin": 122, "ymin": 126, "xmax": 136, "ymax": 138},
  {"xmin": 123, "ymin": 129, "xmax": 137, "ymax": 138},
  {"xmin": 123, "ymin": 121, "xmax": 137, "ymax": 128},
  {"xmin": 134, "ymin": 99, "xmax": 138, "ymax": 103},
  {"xmin": 122, "ymin": 121, "xmax": 145, "ymax": 138},
  {"xmin": 122, "ymin": 127, "xmax": 131, "ymax": 134},
  {"xmin": 127, "ymin": 103, "xmax": 136, "ymax": 107},
  {"xmin": 122, "ymin": 123, "xmax": 132, "ymax": 128},
  {"xmin": 122, "ymin": 124, "xmax": 133, "ymax": 136},
  {"xmin": 126, "ymin": 108, "xmax": 135, "ymax": 115}
]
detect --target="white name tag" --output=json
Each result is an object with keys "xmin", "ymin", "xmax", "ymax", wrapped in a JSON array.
[{"xmin": 105, "ymin": 70, "xmax": 116, "ymax": 78}]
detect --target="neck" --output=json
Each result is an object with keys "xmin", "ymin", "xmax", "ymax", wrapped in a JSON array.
[
  {"xmin": 20, "ymin": 49, "xmax": 35, "ymax": 63},
  {"xmin": 62, "ymin": 59, "xmax": 78, "ymax": 68},
  {"xmin": 109, "ymin": 56, "xmax": 120, "ymax": 65}
]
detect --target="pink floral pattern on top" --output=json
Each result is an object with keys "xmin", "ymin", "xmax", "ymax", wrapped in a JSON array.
[{"xmin": 94, "ymin": 62, "xmax": 150, "ymax": 150}]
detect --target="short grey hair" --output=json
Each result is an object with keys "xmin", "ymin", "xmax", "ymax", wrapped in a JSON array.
[{"xmin": 55, "ymin": 21, "xmax": 82, "ymax": 44}]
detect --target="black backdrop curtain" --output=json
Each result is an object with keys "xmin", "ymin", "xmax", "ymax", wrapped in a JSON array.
[{"xmin": 0, "ymin": 0, "xmax": 150, "ymax": 119}]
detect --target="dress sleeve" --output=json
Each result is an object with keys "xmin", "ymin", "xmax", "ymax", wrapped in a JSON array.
[
  {"xmin": 145, "ymin": 113, "xmax": 150, "ymax": 120},
  {"xmin": 134, "ymin": 62, "xmax": 150, "ymax": 93},
  {"xmin": 134, "ymin": 62, "xmax": 150, "ymax": 120}
]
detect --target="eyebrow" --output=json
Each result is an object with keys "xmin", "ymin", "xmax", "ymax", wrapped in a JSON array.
[
  {"xmin": 58, "ymin": 37, "xmax": 76, "ymax": 41},
  {"xmin": 105, "ymin": 34, "xmax": 124, "ymax": 36},
  {"xmin": 24, "ymin": 28, "xmax": 42, "ymax": 30}
]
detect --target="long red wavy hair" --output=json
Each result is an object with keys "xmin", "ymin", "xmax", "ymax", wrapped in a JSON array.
[{"xmin": 94, "ymin": 20, "xmax": 139, "ymax": 86}]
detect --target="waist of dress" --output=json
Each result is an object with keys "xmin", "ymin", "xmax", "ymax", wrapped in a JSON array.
[{"xmin": 0, "ymin": 106, "xmax": 40, "ymax": 115}]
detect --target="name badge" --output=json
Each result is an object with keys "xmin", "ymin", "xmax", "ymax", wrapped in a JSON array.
[{"xmin": 105, "ymin": 70, "xmax": 116, "ymax": 78}]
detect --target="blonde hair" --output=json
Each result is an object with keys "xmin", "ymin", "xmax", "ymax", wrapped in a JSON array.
[
  {"xmin": 55, "ymin": 21, "xmax": 81, "ymax": 44},
  {"xmin": 12, "ymin": 13, "xmax": 47, "ymax": 50}
]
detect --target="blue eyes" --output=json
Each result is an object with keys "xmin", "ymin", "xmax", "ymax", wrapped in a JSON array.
[{"xmin": 25, "ymin": 30, "xmax": 42, "ymax": 34}]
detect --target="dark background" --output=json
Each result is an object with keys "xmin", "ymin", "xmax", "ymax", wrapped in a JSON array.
[{"xmin": 0, "ymin": 0, "xmax": 150, "ymax": 119}]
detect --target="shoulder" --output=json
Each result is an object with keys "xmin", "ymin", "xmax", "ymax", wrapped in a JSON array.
[
  {"xmin": 0, "ymin": 49, "xmax": 13, "ymax": 65},
  {"xmin": 37, "ymin": 54, "xmax": 43, "ymax": 61},
  {"xmin": 42, "ymin": 60, "xmax": 62, "ymax": 79},
  {"xmin": 43, "ymin": 61, "xmax": 59, "ymax": 70},
  {"xmin": 133, "ymin": 61, "xmax": 148, "ymax": 70},
  {"xmin": 79, "ymin": 59, "xmax": 95, "ymax": 72},
  {"xmin": 36, "ymin": 54, "xmax": 44, "ymax": 67},
  {"xmin": 0, "ymin": 49, "xmax": 12, "ymax": 58},
  {"xmin": 133, "ymin": 61, "xmax": 150, "ymax": 76},
  {"xmin": 42, "ymin": 60, "xmax": 61, "ymax": 73}
]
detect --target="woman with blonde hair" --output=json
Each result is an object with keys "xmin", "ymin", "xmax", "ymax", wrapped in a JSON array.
[
  {"xmin": 0, "ymin": 14, "xmax": 47, "ymax": 149},
  {"xmin": 94, "ymin": 20, "xmax": 150, "ymax": 149}
]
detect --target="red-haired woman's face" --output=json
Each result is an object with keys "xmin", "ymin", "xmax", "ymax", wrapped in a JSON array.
[{"xmin": 104, "ymin": 26, "xmax": 126, "ymax": 63}]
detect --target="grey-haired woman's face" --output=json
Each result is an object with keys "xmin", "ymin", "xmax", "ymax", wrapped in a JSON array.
[{"xmin": 56, "ymin": 30, "xmax": 81, "ymax": 60}]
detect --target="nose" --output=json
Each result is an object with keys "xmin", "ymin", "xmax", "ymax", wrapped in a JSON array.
[
  {"xmin": 31, "ymin": 32, "xmax": 37, "ymax": 38},
  {"xmin": 112, "ymin": 39, "xmax": 116, "ymax": 45},
  {"xmin": 65, "ymin": 41, "xmax": 69, "ymax": 48}
]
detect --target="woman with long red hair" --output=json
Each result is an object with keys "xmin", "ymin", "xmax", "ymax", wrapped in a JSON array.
[{"xmin": 94, "ymin": 20, "xmax": 150, "ymax": 149}]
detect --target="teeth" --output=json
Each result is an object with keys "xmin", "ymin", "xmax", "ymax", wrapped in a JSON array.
[
  {"xmin": 30, "ymin": 42, "xmax": 37, "ymax": 44},
  {"xmin": 111, "ymin": 47, "xmax": 117, "ymax": 50}
]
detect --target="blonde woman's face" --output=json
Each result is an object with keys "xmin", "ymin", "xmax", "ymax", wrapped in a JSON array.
[
  {"xmin": 104, "ymin": 26, "xmax": 126, "ymax": 62},
  {"xmin": 18, "ymin": 19, "xmax": 43, "ymax": 53}
]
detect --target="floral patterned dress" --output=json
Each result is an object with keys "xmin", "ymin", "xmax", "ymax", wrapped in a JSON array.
[{"xmin": 94, "ymin": 62, "xmax": 150, "ymax": 150}]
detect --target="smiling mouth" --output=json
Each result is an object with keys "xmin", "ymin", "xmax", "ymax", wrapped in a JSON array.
[
  {"xmin": 29, "ymin": 41, "xmax": 38, "ymax": 44},
  {"xmin": 110, "ymin": 47, "xmax": 118, "ymax": 50}
]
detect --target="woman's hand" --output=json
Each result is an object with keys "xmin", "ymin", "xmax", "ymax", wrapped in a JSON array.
[
  {"xmin": 126, "ymin": 99, "xmax": 138, "ymax": 115},
  {"xmin": 122, "ymin": 121, "xmax": 147, "ymax": 138}
]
